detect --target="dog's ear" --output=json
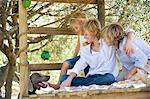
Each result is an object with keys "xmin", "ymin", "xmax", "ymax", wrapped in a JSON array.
[
  {"xmin": 41, "ymin": 75, "xmax": 50, "ymax": 82},
  {"xmin": 30, "ymin": 73, "xmax": 41, "ymax": 83}
]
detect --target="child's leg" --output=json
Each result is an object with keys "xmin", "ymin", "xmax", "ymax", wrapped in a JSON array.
[
  {"xmin": 60, "ymin": 61, "xmax": 70, "ymax": 77},
  {"xmin": 59, "ymin": 56, "xmax": 80, "ymax": 82},
  {"xmin": 133, "ymin": 69, "xmax": 150, "ymax": 84},
  {"xmin": 117, "ymin": 67, "xmax": 129, "ymax": 81},
  {"xmin": 59, "ymin": 74, "xmax": 115, "ymax": 86}
]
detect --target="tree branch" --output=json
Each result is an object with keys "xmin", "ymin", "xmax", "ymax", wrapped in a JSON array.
[
  {"xmin": 118, "ymin": 0, "xmax": 132, "ymax": 23},
  {"xmin": 29, "ymin": 39, "xmax": 53, "ymax": 52},
  {"xmin": 28, "ymin": 35, "xmax": 54, "ymax": 44}
]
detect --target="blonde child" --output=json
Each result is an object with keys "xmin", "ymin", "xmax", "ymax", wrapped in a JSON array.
[
  {"xmin": 60, "ymin": 12, "xmax": 89, "ymax": 79},
  {"xmin": 102, "ymin": 23, "xmax": 150, "ymax": 81}
]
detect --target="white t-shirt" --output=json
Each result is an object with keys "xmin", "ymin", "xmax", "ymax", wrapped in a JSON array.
[
  {"xmin": 71, "ymin": 39, "xmax": 119, "ymax": 78},
  {"xmin": 79, "ymin": 35, "xmax": 87, "ymax": 50}
]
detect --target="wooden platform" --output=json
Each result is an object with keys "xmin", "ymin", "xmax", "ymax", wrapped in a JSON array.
[{"xmin": 25, "ymin": 88, "xmax": 150, "ymax": 99}]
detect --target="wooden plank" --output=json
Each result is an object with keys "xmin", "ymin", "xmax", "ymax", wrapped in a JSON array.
[
  {"xmin": 28, "ymin": 27, "xmax": 76, "ymax": 35},
  {"xmin": 31, "ymin": 0, "xmax": 96, "ymax": 4},
  {"xmin": 28, "ymin": 88, "xmax": 150, "ymax": 99},
  {"xmin": 19, "ymin": 0, "xmax": 29, "ymax": 98},
  {"xmin": 29, "ymin": 63, "xmax": 62, "ymax": 71}
]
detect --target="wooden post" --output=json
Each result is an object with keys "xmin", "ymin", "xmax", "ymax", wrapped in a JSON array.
[
  {"xmin": 97, "ymin": 0, "xmax": 105, "ymax": 27},
  {"xmin": 19, "ymin": 0, "xmax": 28, "ymax": 98}
]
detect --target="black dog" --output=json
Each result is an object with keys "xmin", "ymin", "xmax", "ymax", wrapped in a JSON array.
[{"xmin": 28, "ymin": 73, "xmax": 50, "ymax": 94}]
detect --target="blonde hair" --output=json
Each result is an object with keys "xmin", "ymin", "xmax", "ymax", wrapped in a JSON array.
[
  {"xmin": 69, "ymin": 11, "xmax": 86, "ymax": 25},
  {"xmin": 84, "ymin": 19, "xmax": 102, "ymax": 40},
  {"xmin": 102, "ymin": 23, "xmax": 124, "ymax": 45}
]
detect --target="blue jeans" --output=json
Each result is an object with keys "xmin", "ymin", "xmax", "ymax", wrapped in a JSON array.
[
  {"xmin": 60, "ymin": 73, "xmax": 115, "ymax": 86},
  {"xmin": 65, "ymin": 56, "xmax": 90, "ymax": 75}
]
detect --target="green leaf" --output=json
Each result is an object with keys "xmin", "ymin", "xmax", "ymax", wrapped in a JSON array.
[{"xmin": 22, "ymin": 0, "xmax": 31, "ymax": 8}]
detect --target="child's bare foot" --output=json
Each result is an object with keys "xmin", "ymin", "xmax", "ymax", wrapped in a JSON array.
[
  {"xmin": 47, "ymin": 83, "xmax": 60, "ymax": 90},
  {"xmin": 135, "ymin": 69, "xmax": 148, "ymax": 84}
]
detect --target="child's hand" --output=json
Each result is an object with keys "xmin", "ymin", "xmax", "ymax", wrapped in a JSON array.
[
  {"xmin": 60, "ymin": 80, "xmax": 71, "ymax": 87},
  {"xmin": 124, "ymin": 39, "xmax": 133, "ymax": 55}
]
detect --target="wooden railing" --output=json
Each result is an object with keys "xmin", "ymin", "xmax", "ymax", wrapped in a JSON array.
[
  {"xmin": 28, "ymin": 27, "xmax": 75, "ymax": 35},
  {"xmin": 29, "ymin": 63, "xmax": 62, "ymax": 71}
]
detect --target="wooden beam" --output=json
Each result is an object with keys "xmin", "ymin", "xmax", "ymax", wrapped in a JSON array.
[
  {"xmin": 32, "ymin": 0, "xmax": 96, "ymax": 4},
  {"xmin": 28, "ymin": 27, "xmax": 76, "ymax": 35},
  {"xmin": 19, "ymin": 0, "xmax": 29, "ymax": 98},
  {"xmin": 29, "ymin": 63, "xmax": 62, "ymax": 71}
]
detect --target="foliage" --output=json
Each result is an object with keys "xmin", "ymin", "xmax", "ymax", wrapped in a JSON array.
[
  {"xmin": 23, "ymin": 0, "xmax": 31, "ymax": 8},
  {"xmin": 0, "ymin": 0, "xmax": 149, "ymax": 97},
  {"xmin": 27, "ymin": 0, "xmax": 150, "ymax": 64},
  {"xmin": 106, "ymin": 0, "xmax": 150, "ymax": 43}
]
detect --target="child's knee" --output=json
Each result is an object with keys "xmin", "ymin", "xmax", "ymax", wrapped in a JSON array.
[{"xmin": 62, "ymin": 61, "xmax": 69, "ymax": 69}]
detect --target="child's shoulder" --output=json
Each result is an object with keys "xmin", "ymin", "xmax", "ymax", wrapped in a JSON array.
[{"xmin": 124, "ymin": 28, "xmax": 136, "ymax": 34}]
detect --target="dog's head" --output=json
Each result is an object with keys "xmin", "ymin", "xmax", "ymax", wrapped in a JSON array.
[
  {"xmin": 30, "ymin": 73, "xmax": 50, "ymax": 84},
  {"xmin": 29, "ymin": 73, "xmax": 50, "ymax": 94}
]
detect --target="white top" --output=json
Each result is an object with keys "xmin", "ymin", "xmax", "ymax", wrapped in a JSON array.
[
  {"xmin": 79, "ymin": 35, "xmax": 87, "ymax": 50},
  {"xmin": 70, "ymin": 39, "xmax": 119, "ymax": 78},
  {"xmin": 124, "ymin": 28, "xmax": 150, "ymax": 59},
  {"xmin": 117, "ymin": 37, "xmax": 148, "ymax": 70}
]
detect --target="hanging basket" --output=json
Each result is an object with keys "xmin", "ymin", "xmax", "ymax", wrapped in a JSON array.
[{"xmin": 41, "ymin": 51, "xmax": 51, "ymax": 60}]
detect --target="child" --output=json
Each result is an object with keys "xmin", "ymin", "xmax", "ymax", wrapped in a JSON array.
[
  {"xmin": 43, "ymin": 12, "xmax": 89, "ymax": 90},
  {"xmin": 102, "ymin": 23, "xmax": 150, "ymax": 81},
  {"xmin": 60, "ymin": 12, "xmax": 89, "ymax": 79},
  {"xmin": 60, "ymin": 19, "xmax": 118, "ymax": 87}
]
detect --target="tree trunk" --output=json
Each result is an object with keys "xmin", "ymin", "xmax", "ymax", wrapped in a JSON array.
[
  {"xmin": 5, "ymin": 52, "xmax": 16, "ymax": 99},
  {"xmin": 0, "ymin": 65, "xmax": 9, "ymax": 98},
  {"xmin": 97, "ymin": 0, "xmax": 105, "ymax": 27}
]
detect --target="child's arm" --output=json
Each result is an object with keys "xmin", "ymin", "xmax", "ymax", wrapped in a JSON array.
[
  {"xmin": 125, "ymin": 43, "xmax": 148, "ymax": 80},
  {"xmin": 124, "ymin": 31, "xmax": 134, "ymax": 55},
  {"xmin": 73, "ymin": 35, "xmax": 80, "ymax": 57}
]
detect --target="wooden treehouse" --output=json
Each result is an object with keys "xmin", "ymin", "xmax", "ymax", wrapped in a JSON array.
[{"xmin": 19, "ymin": 0, "xmax": 150, "ymax": 99}]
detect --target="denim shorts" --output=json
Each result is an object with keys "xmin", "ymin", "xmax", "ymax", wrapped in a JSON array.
[{"xmin": 65, "ymin": 56, "xmax": 80, "ymax": 69}]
